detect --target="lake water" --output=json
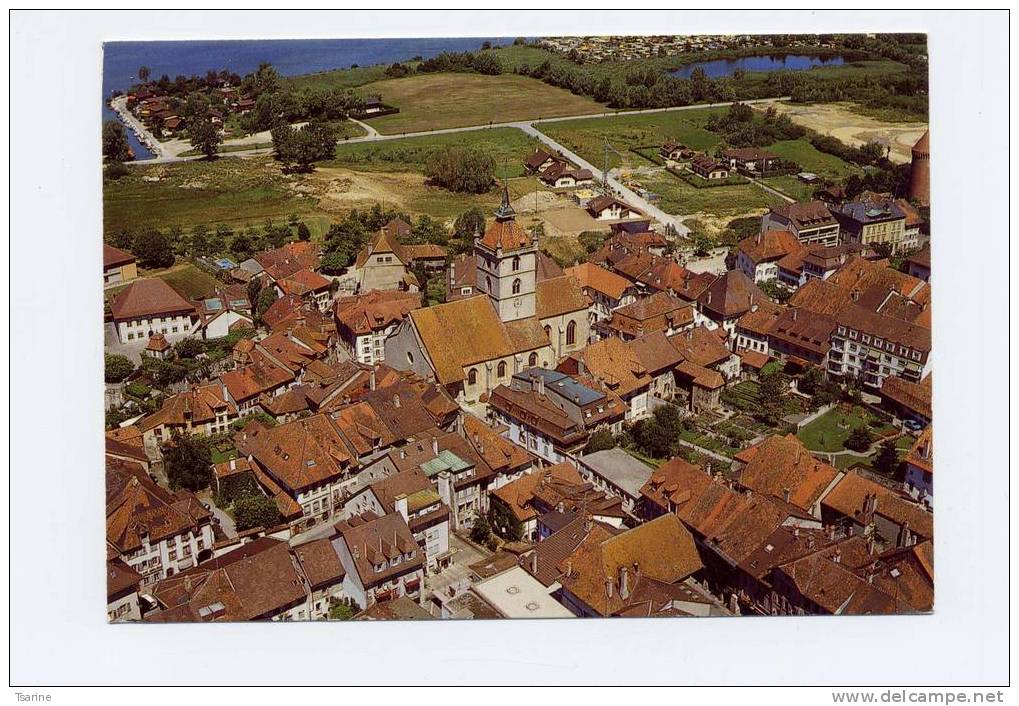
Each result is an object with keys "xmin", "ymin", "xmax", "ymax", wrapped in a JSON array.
[
  {"xmin": 669, "ymin": 53, "xmax": 845, "ymax": 79},
  {"xmin": 102, "ymin": 37, "xmax": 518, "ymax": 160}
]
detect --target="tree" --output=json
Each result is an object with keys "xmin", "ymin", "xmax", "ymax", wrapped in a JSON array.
[
  {"xmin": 874, "ymin": 438, "xmax": 901, "ymax": 478},
  {"xmin": 845, "ymin": 426, "xmax": 874, "ymax": 453},
  {"xmin": 233, "ymin": 492, "xmax": 282, "ymax": 531},
  {"xmin": 583, "ymin": 428, "xmax": 616, "ymax": 454},
  {"xmin": 329, "ymin": 602, "xmax": 356, "ymax": 620},
  {"xmin": 757, "ymin": 367, "xmax": 788, "ymax": 424},
  {"xmin": 255, "ymin": 287, "xmax": 278, "ymax": 323},
  {"xmin": 488, "ymin": 502, "xmax": 522, "ymax": 541},
  {"xmin": 296, "ymin": 222, "xmax": 311, "ymax": 241},
  {"xmin": 174, "ymin": 338, "xmax": 205, "ymax": 359},
  {"xmin": 424, "ymin": 146, "xmax": 494, "ymax": 193},
  {"xmin": 188, "ymin": 115, "xmax": 222, "ymax": 160},
  {"xmin": 470, "ymin": 514, "xmax": 493, "ymax": 545},
  {"xmin": 451, "ymin": 206, "xmax": 486, "ymax": 254},
  {"xmin": 102, "ymin": 120, "xmax": 132, "ymax": 163},
  {"xmin": 132, "ymin": 228, "xmax": 175, "ymax": 268},
  {"xmin": 163, "ymin": 433, "xmax": 213, "ymax": 491},
  {"xmin": 578, "ymin": 230, "xmax": 606, "ymax": 254},
  {"xmin": 138, "ymin": 66, "xmax": 150, "ymax": 83},
  {"xmin": 105, "ymin": 354, "xmax": 135, "ymax": 383},
  {"xmin": 273, "ymin": 120, "xmax": 337, "ymax": 172}
]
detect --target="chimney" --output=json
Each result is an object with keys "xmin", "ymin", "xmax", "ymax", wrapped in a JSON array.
[
  {"xmin": 369, "ymin": 367, "xmax": 377, "ymax": 391},
  {"xmin": 584, "ymin": 515, "xmax": 593, "ymax": 532},
  {"xmin": 184, "ymin": 575, "xmax": 193, "ymax": 593},
  {"xmin": 530, "ymin": 551, "xmax": 539, "ymax": 575},
  {"xmin": 782, "ymin": 487, "xmax": 791, "ymax": 503},
  {"xmin": 431, "ymin": 436, "xmax": 439, "ymax": 456},
  {"xmin": 827, "ymin": 524, "xmax": 836, "ymax": 540},
  {"xmin": 792, "ymin": 309, "xmax": 798, "ymax": 321},
  {"xmin": 392, "ymin": 394, "xmax": 401, "ymax": 409},
  {"xmin": 394, "ymin": 493, "xmax": 409, "ymax": 522},
  {"xmin": 792, "ymin": 526, "xmax": 800, "ymax": 537},
  {"xmin": 619, "ymin": 566, "xmax": 630, "ymax": 600},
  {"xmin": 605, "ymin": 577, "xmax": 614, "ymax": 599},
  {"xmin": 867, "ymin": 535, "xmax": 876, "ymax": 556},
  {"xmin": 706, "ymin": 292, "xmax": 712, "ymax": 305},
  {"xmin": 537, "ymin": 374, "xmax": 545, "ymax": 396},
  {"xmin": 832, "ymin": 547, "xmax": 842, "ymax": 564},
  {"xmin": 577, "ymin": 357, "xmax": 586, "ymax": 376}
]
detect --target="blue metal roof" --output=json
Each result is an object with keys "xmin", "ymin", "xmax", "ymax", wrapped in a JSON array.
[{"xmin": 513, "ymin": 367, "xmax": 603, "ymax": 406}]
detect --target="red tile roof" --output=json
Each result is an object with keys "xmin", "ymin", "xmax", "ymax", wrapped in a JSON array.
[{"xmin": 110, "ymin": 278, "xmax": 196, "ymax": 320}]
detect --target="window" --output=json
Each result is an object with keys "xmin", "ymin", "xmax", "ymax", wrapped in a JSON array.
[
  {"xmin": 528, "ymin": 352, "xmax": 538, "ymax": 367},
  {"xmin": 407, "ymin": 351, "xmax": 414, "ymax": 364},
  {"xmin": 467, "ymin": 368, "xmax": 478, "ymax": 386},
  {"xmin": 543, "ymin": 325, "xmax": 551, "ymax": 339},
  {"xmin": 512, "ymin": 256, "xmax": 520, "ymax": 272},
  {"xmin": 497, "ymin": 361, "xmax": 507, "ymax": 378},
  {"xmin": 566, "ymin": 320, "xmax": 577, "ymax": 346},
  {"xmin": 512, "ymin": 278, "xmax": 521, "ymax": 295},
  {"xmin": 485, "ymin": 276, "xmax": 492, "ymax": 292}
]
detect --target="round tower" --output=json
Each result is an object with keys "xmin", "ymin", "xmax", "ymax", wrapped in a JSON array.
[{"xmin": 907, "ymin": 130, "xmax": 930, "ymax": 207}]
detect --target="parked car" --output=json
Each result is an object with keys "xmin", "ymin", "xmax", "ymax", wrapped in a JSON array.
[{"xmin": 903, "ymin": 419, "xmax": 924, "ymax": 432}]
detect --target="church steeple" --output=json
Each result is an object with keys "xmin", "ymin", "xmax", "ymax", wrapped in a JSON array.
[{"xmin": 494, "ymin": 179, "xmax": 515, "ymax": 222}]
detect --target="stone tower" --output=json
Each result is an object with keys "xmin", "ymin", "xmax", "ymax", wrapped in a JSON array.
[
  {"xmin": 474, "ymin": 182, "xmax": 538, "ymax": 322},
  {"xmin": 908, "ymin": 130, "xmax": 930, "ymax": 207}
]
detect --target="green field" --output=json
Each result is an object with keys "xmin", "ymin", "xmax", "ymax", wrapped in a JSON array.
[
  {"xmin": 539, "ymin": 107, "xmax": 726, "ymax": 169},
  {"xmin": 638, "ymin": 172, "xmax": 786, "ymax": 218},
  {"xmin": 352, "ymin": 73, "xmax": 606, "ymax": 134},
  {"xmin": 105, "ymin": 158, "xmax": 322, "ymax": 238},
  {"xmin": 330, "ymin": 126, "xmax": 540, "ymax": 176},
  {"xmin": 104, "ymin": 263, "xmax": 221, "ymax": 304}
]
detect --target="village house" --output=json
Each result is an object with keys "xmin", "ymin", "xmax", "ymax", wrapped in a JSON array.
[
  {"xmin": 240, "ymin": 241, "xmax": 320, "ymax": 284},
  {"xmin": 107, "ymin": 559, "xmax": 143, "ymax": 622},
  {"xmin": 820, "ymin": 471, "xmax": 933, "ymax": 549},
  {"xmin": 660, "ymin": 140, "xmax": 695, "ymax": 162},
  {"xmin": 879, "ymin": 372, "xmax": 932, "ymax": 426},
  {"xmin": 696, "ymin": 269, "xmax": 771, "ymax": 339},
  {"xmin": 524, "ymin": 148, "xmax": 568, "ymax": 174},
  {"xmin": 490, "ymin": 462, "xmax": 585, "ymax": 542},
  {"xmin": 274, "ymin": 268, "xmax": 334, "ymax": 313},
  {"xmin": 106, "ymin": 455, "xmax": 215, "ymax": 586},
  {"xmin": 689, "ymin": 154, "xmax": 730, "ymax": 180},
  {"xmin": 332, "ymin": 511, "xmax": 425, "ymax": 610},
  {"xmin": 733, "ymin": 434, "xmax": 844, "ymax": 519},
  {"xmin": 471, "ymin": 565, "xmax": 575, "ymax": 619},
  {"xmin": 736, "ymin": 230, "xmax": 806, "ymax": 283},
  {"xmin": 586, "ymin": 194, "xmax": 644, "ymax": 221},
  {"xmin": 722, "ymin": 147, "xmax": 781, "ymax": 175},
  {"xmin": 554, "ymin": 514, "xmax": 706, "ymax": 618},
  {"xmin": 103, "ymin": 243, "xmax": 138, "ymax": 287},
  {"xmin": 538, "ymin": 162, "xmax": 595, "ymax": 189},
  {"xmin": 903, "ymin": 427, "xmax": 933, "ymax": 506},
  {"xmin": 110, "ymin": 278, "xmax": 200, "ymax": 345},
  {"xmin": 560, "ymin": 336, "xmax": 652, "ymax": 421},
  {"xmin": 565, "ymin": 261, "xmax": 639, "ymax": 322},
  {"xmin": 833, "ymin": 197, "xmax": 908, "ymax": 253},
  {"xmin": 597, "ymin": 291, "xmax": 695, "ymax": 341},
  {"xmin": 342, "ymin": 468, "xmax": 451, "ymax": 571},
  {"xmin": 766, "ymin": 307, "xmax": 838, "ymax": 368},
  {"xmin": 136, "ymin": 382, "xmax": 239, "ymax": 447},
  {"xmin": 334, "ymin": 290, "xmax": 422, "ymax": 365},
  {"xmin": 761, "ymin": 200, "xmax": 841, "ymax": 248},
  {"xmin": 193, "ymin": 287, "xmax": 253, "ymax": 339},
  {"xmin": 904, "ymin": 244, "xmax": 931, "ymax": 282},
  {"xmin": 576, "ymin": 448, "xmax": 655, "ymax": 518},
  {"xmin": 293, "ymin": 537, "xmax": 348, "ymax": 619}
]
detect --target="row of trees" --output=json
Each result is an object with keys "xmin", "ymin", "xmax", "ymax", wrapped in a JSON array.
[
  {"xmin": 423, "ymin": 146, "xmax": 495, "ymax": 193},
  {"xmin": 270, "ymin": 120, "xmax": 337, "ymax": 172},
  {"xmin": 705, "ymin": 102, "xmax": 807, "ymax": 148}
]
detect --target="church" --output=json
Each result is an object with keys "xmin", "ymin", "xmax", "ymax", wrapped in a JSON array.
[{"xmin": 385, "ymin": 185, "xmax": 592, "ymax": 406}]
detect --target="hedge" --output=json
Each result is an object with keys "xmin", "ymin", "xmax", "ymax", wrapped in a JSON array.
[{"xmin": 669, "ymin": 167, "xmax": 749, "ymax": 188}]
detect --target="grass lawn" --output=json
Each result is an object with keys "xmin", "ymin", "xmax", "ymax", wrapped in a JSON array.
[
  {"xmin": 210, "ymin": 445, "xmax": 238, "ymax": 464},
  {"xmin": 330, "ymin": 126, "xmax": 540, "ymax": 176},
  {"xmin": 106, "ymin": 157, "xmax": 321, "ymax": 238},
  {"xmin": 159, "ymin": 264, "xmax": 222, "ymax": 299},
  {"xmin": 356, "ymin": 73, "xmax": 606, "ymax": 134},
  {"xmin": 639, "ymin": 172, "xmax": 786, "ymax": 218},
  {"xmin": 538, "ymin": 107, "xmax": 726, "ymax": 169},
  {"xmin": 797, "ymin": 407, "xmax": 870, "ymax": 453}
]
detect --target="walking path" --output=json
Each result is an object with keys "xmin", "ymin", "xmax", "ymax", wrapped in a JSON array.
[{"xmin": 110, "ymin": 95, "xmax": 169, "ymax": 159}]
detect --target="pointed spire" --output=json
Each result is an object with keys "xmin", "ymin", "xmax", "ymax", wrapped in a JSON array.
[{"xmin": 494, "ymin": 177, "xmax": 515, "ymax": 222}]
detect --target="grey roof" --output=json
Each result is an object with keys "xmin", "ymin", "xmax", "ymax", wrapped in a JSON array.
[
  {"xmin": 838, "ymin": 200, "xmax": 906, "ymax": 224},
  {"xmin": 513, "ymin": 367, "xmax": 603, "ymax": 406},
  {"xmin": 577, "ymin": 448, "xmax": 654, "ymax": 500}
]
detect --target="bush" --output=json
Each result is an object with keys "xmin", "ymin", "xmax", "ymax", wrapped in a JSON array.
[
  {"xmin": 583, "ymin": 428, "xmax": 616, "ymax": 454},
  {"xmin": 163, "ymin": 433, "xmax": 213, "ymax": 491},
  {"xmin": 233, "ymin": 492, "xmax": 282, "ymax": 531},
  {"xmin": 845, "ymin": 426, "xmax": 874, "ymax": 452},
  {"xmin": 124, "ymin": 382, "xmax": 151, "ymax": 399},
  {"xmin": 105, "ymin": 354, "xmax": 135, "ymax": 383}
]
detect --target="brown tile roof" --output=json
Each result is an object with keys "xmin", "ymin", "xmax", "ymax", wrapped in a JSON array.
[
  {"xmin": 256, "ymin": 241, "xmax": 320, "ymax": 281},
  {"xmin": 104, "ymin": 243, "xmax": 136, "ymax": 269},
  {"xmin": 245, "ymin": 413, "xmax": 353, "ymax": 493},
  {"xmin": 462, "ymin": 414, "xmax": 532, "ymax": 477},
  {"xmin": 668, "ymin": 324, "xmax": 732, "ymax": 369},
  {"xmin": 110, "ymin": 278, "xmax": 196, "ymax": 321},
  {"xmin": 138, "ymin": 382, "xmax": 237, "ymax": 432},
  {"xmin": 698, "ymin": 269, "xmax": 770, "ymax": 320},
  {"xmin": 738, "ymin": 229, "xmax": 805, "ymax": 264},
  {"xmin": 479, "ymin": 219, "xmax": 532, "ymax": 251},
  {"xmin": 740, "ymin": 348, "xmax": 771, "ymax": 370},
  {"xmin": 775, "ymin": 540, "xmax": 901, "ymax": 615},
  {"xmin": 821, "ymin": 471, "xmax": 932, "ymax": 541},
  {"xmin": 905, "ymin": 427, "xmax": 933, "ymax": 476},
  {"xmin": 724, "ymin": 147, "xmax": 778, "ymax": 161},
  {"xmin": 735, "ymin": 302, "xmax": 783, "ymax": 337},
  {"xmin": 627, "ymin": 331, "xmax": 683, "ymax": 376},
  {"xmin": 558, "ymin": 514, "xmax": 702, "ymax": 616},
  {"xmin": 106, "ymin": 455, "xmax": 211, "ymax": 554},
  {"xmin": 367, "ymin": 468, "xmax": 432, "ymax": 510},
  {"xmin": 565, "ymin": 262, "xmax": 633, "ymax": 301},
  {"xmin": 769, "ymin": 308, "xmax": 838, "ymax": 357},
  {"xmin": 149, "ymin": 539, "xmax": 307, "ymax": 621},
  {"xmin": 334, "ymin": 290, "xmax": 421, "ymax": 336},
  {"xmin": 566, "ymin": 336, "xmax": 650, "ymax": 398},
  {"xmin": 880, "ymin": 373, "xmax": 932, "ymax": 420},
  {"xmin": 107, "ymin": 558, "xmax": 143, "ymax": 600},
  {"xmin": 535, "ymin": 275, "xmax": 591, "ymax": 319},
  {"xmin": 277, "ymin": 268, "xmax": 332, "ymax": 296},
  {"xmin": 489, "ymin": 386, "xmax": 588, "ymax": 447},
  {"xmin": 524, "ymin": 515, "xmax": 622, "ymax": 586},
  {"xmin": 868, "ymin": 540, "xmax": 933, "ymax": 612},
  {"xmin": 220, "ymin": 355, "xmax": 294, "ymax": 404},
  {"xmin": 293, "ymin": 537, "xmax": 346, "ymax": 590},
  {"xmin": 492, "ymin": 463, "xmax": 586, "ymax": 523},
  {"xmin": 335, "ymin": 512, "xmax": 423, "ymax": 586},
  {"xmin": 602, "ymin": 291, "xmax": 693, "ymax": 338},
  {"xmin": 409, "ymin": 296, "xmax": 547, "ymax": 385},
  {"xmin": 736, "ymin": 434, "xmax": 841, "ymax": 512},
  {"xmin": 769, "ymin": 200, "xmax": 837, "ymax": 229}
]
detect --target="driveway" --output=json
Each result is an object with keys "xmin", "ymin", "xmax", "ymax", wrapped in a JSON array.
[{"xmin": 104, "ymin": 322, "xmax": 148, "ymax": 364}]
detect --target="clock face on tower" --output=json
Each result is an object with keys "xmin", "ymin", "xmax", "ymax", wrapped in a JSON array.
[{"xmin": 514, "ymin": 298, "xmax": 521, "ymax": 308}]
